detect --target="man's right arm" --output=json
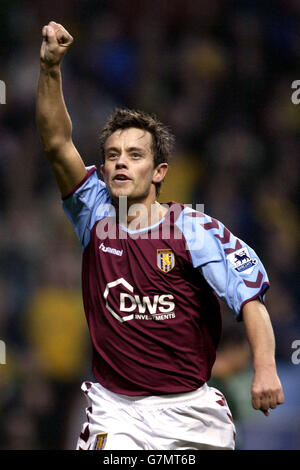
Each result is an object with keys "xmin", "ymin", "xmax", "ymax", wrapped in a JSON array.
[{"xmin": 36, "ymin": 21, "xmax": 87, "ymax": 198}]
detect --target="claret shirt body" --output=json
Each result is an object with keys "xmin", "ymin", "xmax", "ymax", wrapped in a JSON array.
[{"xmin": 63, "ymin": 166, "xmax": 269, "ymax": 396}]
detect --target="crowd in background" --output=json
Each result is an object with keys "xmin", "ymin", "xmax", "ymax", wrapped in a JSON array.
[{"xmin": 0, "ymin": 0, "xmax": 299, "ymax": 449}]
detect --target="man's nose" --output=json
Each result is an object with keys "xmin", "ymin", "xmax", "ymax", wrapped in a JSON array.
[{"xmin": 115, "ymin": 153, "xmax": 128, "ymax": 168}]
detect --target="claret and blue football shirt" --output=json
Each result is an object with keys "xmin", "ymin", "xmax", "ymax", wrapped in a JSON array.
[{"xmin": 63, "ymin": 166, "xmax": 269, "ymax": 396}]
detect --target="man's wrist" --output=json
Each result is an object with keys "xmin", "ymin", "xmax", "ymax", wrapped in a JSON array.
[
  {"xmin": 40, "ymin": 62, "xmax": 61, "ymax": 75},
  {"xmin": 253, "ymin": 357, "xmax": 276, "ymax": 372}
]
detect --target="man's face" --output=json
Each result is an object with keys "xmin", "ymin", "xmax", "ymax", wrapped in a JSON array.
[{"xmin": 101, "ymin": 127, "xmax": 166, "ymax": 204}]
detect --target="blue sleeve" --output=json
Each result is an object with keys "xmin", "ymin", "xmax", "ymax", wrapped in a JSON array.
[
  {"xmin": 176, "ymin": 208, "xmax": 270, "ymax": 320},
  {"xmin": 62, "ymin": 166, "xmax": 112, "ymax": 250}
]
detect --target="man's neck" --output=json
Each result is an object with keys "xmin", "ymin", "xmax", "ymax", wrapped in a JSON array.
[{"xmin": 114, "ymin": 198, "xmax": 168, "ymax": 229}]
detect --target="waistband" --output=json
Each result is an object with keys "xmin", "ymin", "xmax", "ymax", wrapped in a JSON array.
[{"xmin": 82, "ymin": 380, "xmax": 208, "ymax": 408}]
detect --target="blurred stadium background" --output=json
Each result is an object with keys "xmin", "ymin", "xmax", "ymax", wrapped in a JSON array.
[{"xmin": 0, "ymin": 0, "xmax": 299, "ymax": 450}]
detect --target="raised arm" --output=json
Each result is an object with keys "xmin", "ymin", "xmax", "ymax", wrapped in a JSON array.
[
  {"xmin": 242, "ymin": 299, "xmax": 285, "ymax": 416},
  {"xmin": 36, "ymin": 21, "xmax": 87, "ymax": 198}
]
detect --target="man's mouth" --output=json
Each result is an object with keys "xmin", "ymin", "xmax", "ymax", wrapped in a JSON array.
[{"xmin": 113, "ymin": 174, "xmax": 131, "ymax": 182}]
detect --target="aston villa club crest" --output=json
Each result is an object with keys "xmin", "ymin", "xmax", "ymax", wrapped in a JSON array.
[{"xmin": 157, "ymin": 249, "xmax": 175, "ymax": 273}]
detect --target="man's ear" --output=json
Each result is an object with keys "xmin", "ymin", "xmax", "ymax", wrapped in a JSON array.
[
  {"xmin": 100, "ymin": 164, "xmax": 105, "ymax": 179},
  {"xmin": 152, "ymin": 163, "xmax": 168, "ymax": 185}
]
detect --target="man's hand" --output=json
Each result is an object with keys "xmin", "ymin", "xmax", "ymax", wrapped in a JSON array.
[
  {"xmin": 40, "ymin": 21, "xmax": 73, "ymax": 68},
  {"xmin": 251, "ymin": 365, "xmax": 285, "ymax": 416}
]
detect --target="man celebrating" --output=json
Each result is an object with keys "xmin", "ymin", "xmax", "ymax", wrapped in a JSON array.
[{"xmin": 36, "ymin": 21, "xmax": 284, "ymax": 450}]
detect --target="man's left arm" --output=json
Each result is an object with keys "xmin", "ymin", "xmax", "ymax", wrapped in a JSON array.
[
  {"xmin": 242, "ymin": 299, "xmax": 285, "ymax": 416},
  {"xmin": 185, "ymin": 212, "xmax": 285, "ymax": 415}
]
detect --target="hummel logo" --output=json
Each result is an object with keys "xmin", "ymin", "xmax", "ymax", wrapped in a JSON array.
[{"xmin": 99, "ymin": 243, "xmax": 123, "ymax": 257}]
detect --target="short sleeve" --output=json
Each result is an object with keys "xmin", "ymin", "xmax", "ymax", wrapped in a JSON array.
[
  {"xmin": 62, "ymin": 166, "xmax": 112, "ymax": 250},
  {"xmin": 178, "ymin": 209, "xmax": 270, "ymax": 320}
]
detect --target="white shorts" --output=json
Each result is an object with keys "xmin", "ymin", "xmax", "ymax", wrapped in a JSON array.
[{"xmin": 76, "ymin": 381, "xmax": 236, "ymax": 450}]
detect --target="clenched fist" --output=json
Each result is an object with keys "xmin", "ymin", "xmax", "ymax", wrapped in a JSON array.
[{"xmin": 40, "ymin": 21, "xmax": 73, "ymax": 67}]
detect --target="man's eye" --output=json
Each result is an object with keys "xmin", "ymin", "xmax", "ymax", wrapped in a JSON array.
[
  {"xmin": 108, "ymin": 154, "xmax": 117, "ymax": 159},
  {"xmin": 132, "ymin": 153, "xmax": 141, "ymax": 158}
]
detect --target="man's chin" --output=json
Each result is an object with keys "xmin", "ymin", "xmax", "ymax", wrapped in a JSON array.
[
  {"xmin": 110, "ymin": 191, "xmax": 149, "ymax": 206},
  {"xmin": 110, "ymin": 189, "xmax": 132, "ymax": 199}
]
